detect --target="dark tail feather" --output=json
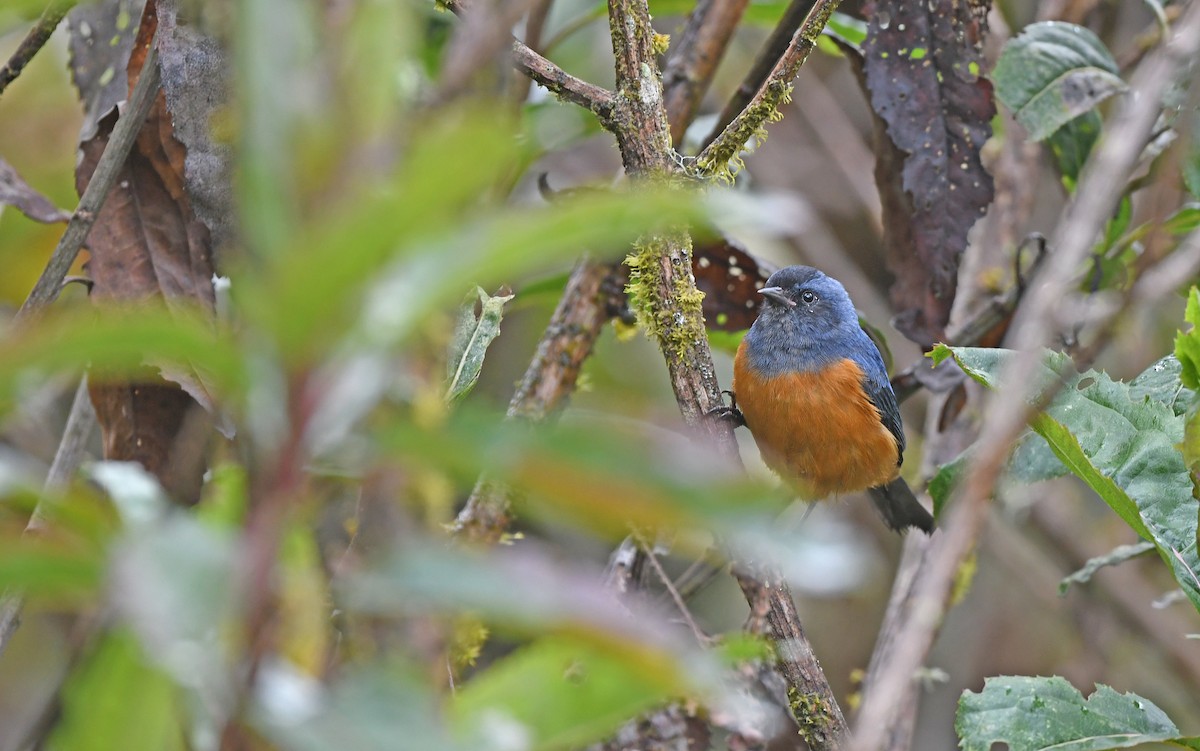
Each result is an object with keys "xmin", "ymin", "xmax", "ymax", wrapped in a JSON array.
[{"xmin": 867, "ymin": 478, "xmax": 934, "ymax": 534}]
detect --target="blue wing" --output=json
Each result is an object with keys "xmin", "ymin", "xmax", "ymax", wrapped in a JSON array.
[{"xmin": 848, "ymin": 331, "xmax": 905, "ymax": 465}]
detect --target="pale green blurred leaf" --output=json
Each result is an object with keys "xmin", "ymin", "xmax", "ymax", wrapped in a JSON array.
[
  {"xmin": 48, "ymin": 629, "xmax": 186, "ymax": 751},
  {"xmin": 445, "ymin": 286, "xmax": 515, "ymax": 404},
  {"xmin": 455, "ymin": 636, "xmax": 687, "ymax": 751},
  {"xmin": 256, "ymin": 663, "xmax": 462, "ymax": 751}
]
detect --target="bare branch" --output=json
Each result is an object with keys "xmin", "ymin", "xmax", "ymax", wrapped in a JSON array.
[
  {"xmin": 512, "ymin": 40, "xmax": 617, "ymax": 127},
  {"xmin": 704, "ymin": 0, "xmax": 815, "ymax": 146},
  {"xmin": 0, "ymin": 1, "xmax": 72, "ymax": 98},
  {"xmin": 0, "ymin": 377, "xmax": 97, "ymax": 657}
]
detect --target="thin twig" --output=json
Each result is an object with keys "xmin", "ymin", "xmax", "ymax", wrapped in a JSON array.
[
  {"xmin": 640, "ymin": 538, "xmax": 709, "ymax": 646},
  {"xmin": 703, "ymin": 0, "xmax": 815, "ymax": 147},
  {"xmin": 695, "ymin": 0, "xmax": 840, "ymax": 174},
  {"xmin": 0, "ymin": 1, "xmax": 72, "ymax": 98},
  {"xmin": 661, "ymin": 0, "xmax": 752, "ymax": 145},
  {"xmin": 0, "ymin": 376, "xmax": 97, "ymax": 657},
  {"xmin": 510, "ymin": 0, "xmax": 555, "ymax": 107},
  {"xmin": 850, "ymin": 8, "xmax": 1200, "ymax": 748},
  {"xmin": 15, "ymin": 26, "xmax": 161, "ymax": 320}
]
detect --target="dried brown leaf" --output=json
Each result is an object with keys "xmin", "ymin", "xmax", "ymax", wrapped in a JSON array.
[
  {"xmin": 860, "ymin": 0, "xmax": 996, "ymax": 345},
  {"xmin": 76, "ymin": 0, "xmax": 221, "ymax": 498}
]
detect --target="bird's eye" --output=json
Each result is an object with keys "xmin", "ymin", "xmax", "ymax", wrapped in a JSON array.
[{"xmin": 800, "ymin": 290, "xmax": 817, "ymax": 304}]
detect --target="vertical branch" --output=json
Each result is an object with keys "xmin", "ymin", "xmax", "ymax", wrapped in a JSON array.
[
  {"xmin": 605, "ymin": 0, "xmax": 849, "ymax": 747},
  {"xmin": 705, "ymin": 0, "xmax": 815, "ymax": 143}
]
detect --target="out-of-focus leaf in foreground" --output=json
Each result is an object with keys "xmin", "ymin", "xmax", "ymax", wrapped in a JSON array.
[
  {"xmin": 455, "ymin": 636, "xmax": 688, "ymax": 751},
  {"xmin": 929, "ymin": 345, "xmax": 1200, "ymax": 612},
  {"xmin": 344, "ymin": 541, "xmax": 727, "ymax": 750},
  {"xmin": 247, "ymin": 105, "xmax": 701, "ymax": 360},
  {"xmin": 379, "ymin": 408, "xmax": 778, "ymax": 540},
  {"xmin": 0, "ymin": 304, "xmax": 243, "ymax": 416},
  {"xmin": 255, "ymin": 663, "xmax": 460, "ymax": 751},
  {"xmin": 993, "ymin": 22, "xmax": 1125, "ymax": 143},
  {"xmin": 957, "ymin": 676, "xmax": 1200, "ymax": 751},
  {"xmin": 48, "ymin": 628, "xmax": 186, "ymax": 751}
]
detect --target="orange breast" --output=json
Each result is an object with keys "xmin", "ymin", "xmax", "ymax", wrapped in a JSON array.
[{"xmin": 733, "ymin": 343, "xmax": 900, "ymax": 499}]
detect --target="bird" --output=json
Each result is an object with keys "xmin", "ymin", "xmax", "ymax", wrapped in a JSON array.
[{"xmin": 722, "ymin": 265, "xmax": 934, "ymax": 534}]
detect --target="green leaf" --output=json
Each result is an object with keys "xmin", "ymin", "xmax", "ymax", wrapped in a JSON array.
[
  {"xmin": 445, "ymin": 287, "xmax": 515, "ymax": 404},
  {"xmin": 48, "ymin": 629, "xmax": 186, "ymax": 751},
  {"xmin": 993, "ymin": 22, "xmax": 1125, "ymax": 142},
  {"xmin": 1175, "ymin": 287, "xmax": 1200, "ymax": 390},
  {"xmin": 824, "ymin": 12, "xmax": 868, "ymax": 47},
  {"xmin": 377, "ymin": 406, "xmax": 779, "ymax": 540},
  {"xmin": 1048, "ymin": 112, "xmax": 1101, "ymax": 189},
  {"xmin": 707, "ymin": 328, "xmax": 747, "ymax": 354},
  {"xmin": 933, "ymin": 345, "xmax": 1200, "ymax": 612},
  {"xmin": 1163, "ymin": 203, "xmax": 1200, "ymax": 236},
  {"xmin": 455, "ymin": 636, "xmax": 688, "ymax": 751},
  {"xmin": 255, "ymin": 663, "xmax": 460, "ymax": 751},
  {"xmin": 1128, "ymin": 355, "xmax": 1196, "ymax": 417},
  {"xmin": 957, "ymin": 676, "xmax": 1200, "ymax": 751}
]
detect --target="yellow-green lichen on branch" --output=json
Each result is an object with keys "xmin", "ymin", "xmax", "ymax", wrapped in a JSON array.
[
  {"xmin": 624, "ymin": 234, "xmax": 707, "ymax": 363},
  {"xmin": 788, "ymin": 686, "xmax": 837, "ymax": 746},
  {"xmin": 697, "ymin": 83, "xmax": 793, "ymax": 183}
]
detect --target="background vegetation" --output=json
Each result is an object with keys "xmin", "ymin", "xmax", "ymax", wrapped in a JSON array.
[{"xmin": 1, "ymin": 0, "xmax": 1199, "ymax": 749}]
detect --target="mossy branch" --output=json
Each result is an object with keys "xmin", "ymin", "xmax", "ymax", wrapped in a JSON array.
[{"xmin": 694, "ymin": 0, "xmax": 842, "ymax": 180}]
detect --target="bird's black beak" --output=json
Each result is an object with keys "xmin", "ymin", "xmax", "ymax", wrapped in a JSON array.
[{"xmin": 758, "ymin": 286, "xmax": 795, "ymax": 308}]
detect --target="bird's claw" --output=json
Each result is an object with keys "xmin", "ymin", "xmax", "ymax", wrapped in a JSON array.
[{"xmin": 707, "ymin": 390, "xmax": 745, "ymax": 428}]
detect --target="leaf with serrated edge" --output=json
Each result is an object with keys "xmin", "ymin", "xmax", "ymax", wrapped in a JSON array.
[
  {"xmin": 930, "ymin": 345, "xmax": 1200, "ymax": 613},
  {"xmin": 958, "ymin": 676, "xmax": 1199, "ymax": 751},
  {"xmin": 994, "ymin": 22, "xmax": 1125, "ymax": 142}
]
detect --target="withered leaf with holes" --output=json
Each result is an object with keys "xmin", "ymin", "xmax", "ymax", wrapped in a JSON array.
[
  {"xmin": 859, "ymin": 0, "xmax": 995, "ymax": 346},
  {"xmin": 692, "ymin": 236, "xmax": 776, "ymax": 332}
]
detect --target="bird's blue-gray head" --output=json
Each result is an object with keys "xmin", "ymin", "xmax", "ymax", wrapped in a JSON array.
[{"xmin": 742, "ymin": 265, "xmax": 870, "ymax": 376}]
